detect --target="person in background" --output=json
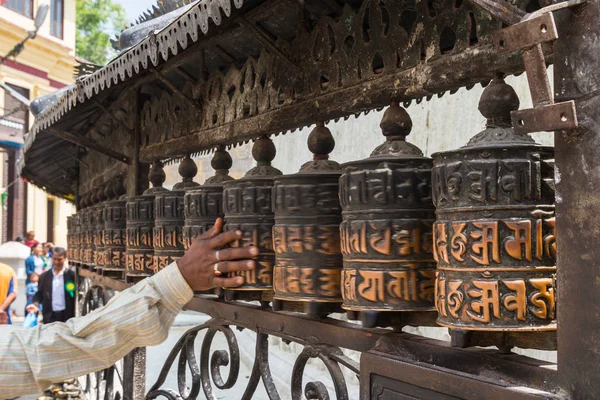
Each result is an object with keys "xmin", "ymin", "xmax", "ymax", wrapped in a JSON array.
[
  {"xmin": 0, "ymin": 262, "xmax": 17, "ymax": 325},
  {"xmin": 15, "ymin": 235, "xmax": 25, "ymax": 244},
  {"xmin": 25, "ymin": 243, "xmax": 45, "ymax": 285},
  {"xmin": 26, "ymin": 272, "xmax": 39, "ymax": 312},
  {"xmin": 25, "ymin": 231, "xmax": 38, "ymax": 248},
  {"xmin": 44, "ymin": 242, "xmax": 54, "ymax": 258},
  {"xmin": 27, "ymin": 248, "xmax": 75, "ymax": 324}
]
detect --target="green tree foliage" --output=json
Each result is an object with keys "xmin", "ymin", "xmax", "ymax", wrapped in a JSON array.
[{"xmin": 76, "ymin": 0, "xmax": 126, "ymax": 65}]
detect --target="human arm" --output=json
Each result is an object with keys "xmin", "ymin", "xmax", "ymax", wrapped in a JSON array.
[
  {"xmin": 0, "ymin": 277, "xmax": 16, "ymax": 324},
  {"xmin": 25, "ymin": 256, "xmax": 34, "ymax": 279},
  {"xmin": 0, "ymin": 219, "xmax": 258, "ymax": 397}
]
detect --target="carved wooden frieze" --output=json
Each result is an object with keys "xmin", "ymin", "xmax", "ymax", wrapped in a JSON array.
[{"xmin": 432, "ymin": 78, "xmax": 556, "ymax": 331}]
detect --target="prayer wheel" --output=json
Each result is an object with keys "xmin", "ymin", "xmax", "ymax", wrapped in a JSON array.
[
  {"xmin": 71, "ymin": 212, "xmax": 81, "ymax": 267},
  {"xmin": 183, "ymin": 147, "xmax": 234, "ymax": 250},
  {"xmin": 82, "ymin": 200, "xmax": 94, "ymax": 268},
  {"xmin": 339, "ymin": 102, "xmax": 436, "ymax": 326},
  {"xmin": 432, "ymin": 78, "xmax": 556, "ymax": 331},
  {"xmin": 153, "ymin": 155, "xmax": 199, "ymax": 273},
  {"xmin": 103, "ymin": 179, "xmax": 127, "ymax": 278},
  {"xmin": 223, "ymin": 136, "xmax": 282, "ymax": 298},
  {"xmin": 126, "ymin": 161, "xmax": 167, "ymax": 279},
  {"xmin": 93, "ymin": 187, "xmax": 107, "ymax": 273},
  {"xmin": 66, "ymin": 215, "xmax": 73, "ymax": 261},
  {"xmin": 272, "ymin": 122, "xmax": 343, "ymax": 316}
]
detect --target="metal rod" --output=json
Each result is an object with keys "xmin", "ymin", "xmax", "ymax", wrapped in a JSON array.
[{"xmin": 553, "ymin": 1, "xmax": 600, "ymax": 397}]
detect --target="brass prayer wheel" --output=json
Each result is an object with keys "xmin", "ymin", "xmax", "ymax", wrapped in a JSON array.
[
  {"xmin": 71, "ymin": 212, "xmax": 81, "ymax": 266},
  {"xmin": 153, "ymin": 155, "xmax": 199, "ymax": 273},
  {"xmin": 126, "ymin": 161, "xmax": 168, "ymax": 278},
  {"xmin": 339, "ymin": 102, "xmax": 436, "ymax": 319},
  {"xmin": 432, "ymin": 78, "xmax": 556, "ymax": 331},
  {"xmin": 103, "ymin": 179, "xmax": 127, "ymax": 277},
  {"xmin": 273, "ymin": 122, "xmax": 343, "ymax": 313},
  {"xmin": 223, "ymin": 136, "xmax": 282, "ymax": 293},
  {"xmin": 93, "ymin": 187, "xmax": 107, "ymax": 273},
  {"xmin": 66, "ymin": 215, "xmax": 74, "ymax": 261},
  {"xmin": 183, "ymin": 147, "xmax": 234, "ymax": 250}
]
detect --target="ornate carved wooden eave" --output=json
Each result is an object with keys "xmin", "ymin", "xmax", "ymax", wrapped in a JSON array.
[{"xmin": 20, "ymin": 0, "xmax": 549, "ymax": 201}]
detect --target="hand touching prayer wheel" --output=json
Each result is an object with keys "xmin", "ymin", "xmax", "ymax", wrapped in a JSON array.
[
  {"xmin": 272, "ymin": 121, "xmax": 343, "ymax": 317},
  {"xmin": 183, "ymin": 147, "xmax": 234, "ymax": 251},
  {"xmin": 339, "ymin": 101, "xmax": 436, "ymax": 327},
  {"xmin": 153, "ymin": 155, "xmax": 199, "ymax": 274},
  {"xmin": 432, "ymin": 77, "xmax": 556, "ymax": 331},
  {"xmin": 222, "ymin": 137, "xmax": 282, "ymax": 301}
]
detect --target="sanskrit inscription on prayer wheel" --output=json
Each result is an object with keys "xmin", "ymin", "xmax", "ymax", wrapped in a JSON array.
[
  {"xmin": 223, "ymin": 136, "xmax": 282, "ymax": 292},
  {"xmin": 67, "ymin": 215, "xmax": 74, "ymax": 261},
  {"xmin": 153, "ymin": 155, "xmax": 199, "ymax": 273},
  {"xmin": 103, "ymin": 179, "xmax": 127, "ymax": 276},
  {"xmin": 273, "ymin": 122, "xmax": 343, "ymax": 307},
  {"xmin": 71, "ymin": 212, "xmax": 81, "ymax": 266},
  {"xmin": 126, "ymin": 161, "xmax": 168, "ymax": 278},
  {"xmin": 432, "ymin": 78, "xmax": 556, "ymax": 331},
  {"xmin": 183, "ymin": 147, "xmax": 234, "ymax": 250},
  {"xmin": 93, "ymin": 187, "xmax": 108, "ymax": 272},
  {"xmin": 339, "ymin": 102, "xmax": 436, "ymax": 314}
]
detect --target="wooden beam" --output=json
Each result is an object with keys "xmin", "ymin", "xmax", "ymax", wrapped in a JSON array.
[
  {"xmin": 47, "ymin": 127, "xmax": 131, "ymax": 164},
  {"xmin": 238, "ymin": 17, "xmax": 300, "ymax": 72},
  {"xmin": 152, "ymin": 69, "xmax": 198, "ymax": 108},
  {"xmin": 91, "ymin": 99, "xmax": 134, "ymax": 135}
]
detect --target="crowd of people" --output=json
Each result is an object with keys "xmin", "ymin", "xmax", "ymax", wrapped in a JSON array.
[{"xmin": 0, "ymin": 231, "xmax": 74, "ymax": 326}]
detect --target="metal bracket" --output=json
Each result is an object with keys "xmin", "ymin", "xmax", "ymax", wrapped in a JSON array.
[{"xmin": 491, "ymin": 2, "xmax": 585, "ymax": 134}]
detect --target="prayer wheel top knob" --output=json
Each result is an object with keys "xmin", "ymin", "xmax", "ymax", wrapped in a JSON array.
[
  {"xmin": 300, "ymin": 121, "xmax": 340, "ymax": 171},
  {"xmin": 104, "ymin": 180, "xmax": 115, "ymax": 200},
  {"xmin": 97, "ymin": 184, "xmax": 108, "ymax": 203},
  {"xmin": 464, "ymin": 77, "xmax": 535, "ymax": 148},
  {"xmin": 246, "ymin": 136, "xmax": 282, "ymax": 177},
  {"xmin": 371, "ymin": 100, "xmax": 423, "ymax": 158},
  {"xmin": 478, "ymin": 77, "xmax": 519, "ymax": 122},
  {"xmin": 174, "ymin": 154, "xmax": 200, "ymax": 190},
  {"xmin": 144, "ymin": 160, "xmax": 168, "ymax": 194},
  {"xmin": 115, "ymin": 176, "xmax": 127, "ymax": 199},
  {"xmin": 206, "ymin": 145, "xmax": 234, "ymax": 184}
]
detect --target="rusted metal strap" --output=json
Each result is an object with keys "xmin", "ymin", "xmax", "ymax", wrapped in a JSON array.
[{"xmin": 490, "ymin": 1, "xmax": 586, "ymax": 134}]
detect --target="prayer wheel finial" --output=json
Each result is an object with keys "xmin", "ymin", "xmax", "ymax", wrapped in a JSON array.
[
  {"xmin": 300, "ymin": 121, "xmax": 340, "ymax": 171},
  {"xmin": 245, "ymin": 136, "xmax": 282, "ymax": 176},
  {"xmin": 174, "ymin": 154, "xmax": 200, "ymax": 190},
  {"xmin": 372, "ymin": 100, "xmax": 423, "ymax": 157},
  {"xmin": 205, "ymin": 146, "xmax": 234, "ymax": 184},
  {"xmin": 465, "ymin": 77, "xmax": 534, "ymax": 148},
  {"xmin": 145, "ymin": 160, "xmax": 167, "ymax": 194}
]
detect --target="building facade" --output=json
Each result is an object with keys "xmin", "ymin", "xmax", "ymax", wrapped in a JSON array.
[{"xmin": 0, "ymin": 0, "xmax": 76, "ymax": 246}]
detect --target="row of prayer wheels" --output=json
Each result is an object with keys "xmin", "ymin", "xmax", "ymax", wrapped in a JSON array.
[{"xmin": 67, "ymin": 77, "xmax": 556, "ymax": 332}]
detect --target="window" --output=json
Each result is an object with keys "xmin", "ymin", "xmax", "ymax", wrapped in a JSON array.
[
  {"xmin": 3, "ymin": 0, "xmax": 33, "ymax": 18},
  {"xmin": 50, "ymin": 0, "xmax": 64, "ymax": 39}
]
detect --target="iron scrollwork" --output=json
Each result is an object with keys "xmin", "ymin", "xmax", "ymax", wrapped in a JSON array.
[
  {"xmin": 146, "ymin": 319, "xmax": 359, "ymax": 400},
  {"xmin": 78, "ymin": 283, "xmax": 124, "ymax": 400}
]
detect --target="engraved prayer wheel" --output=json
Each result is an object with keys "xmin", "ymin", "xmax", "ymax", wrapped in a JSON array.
[
  {"xmin": 273, "ymin": 122, "xmax": 344, "ymax": 314},
  {"xmin": 66, "ymin": 215, "xmax": 73, "ymax": 261},
  {"xmin": 183, "ymin": 147, "xmax": 234, "ymax": 250},
  {"xmin": 223, "ymin": 137, "xmax": 282, "ymax": 295},
  {"xmin": 71, "ymin": 212, "xmax": 81, "ymax": 266},
  {"xmin": 153, "ymin": 155, "xmax": 199, "ymax": 273},
  {"xmin": 339, "ymin": 102, "xmax": 436, "ymax": 323},
  {"xmin": 93, "ymin": 187, "xmax": 108, "ymax": 273},
  {"xmin": 432, "ymin": 78, "xmax": 556, "ymax": 331},
  {"xmin": 103, "ymin": 179, "xmax": 127, "ymax": 277},
  {"xmin": 126, "ymin": 161, "xmax": 167, "ymax": 278}
]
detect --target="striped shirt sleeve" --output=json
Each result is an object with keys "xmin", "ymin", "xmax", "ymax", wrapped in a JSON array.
[{"xmin": 0, "ymin": 262, "xmax": 193, "ymax": 398}]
